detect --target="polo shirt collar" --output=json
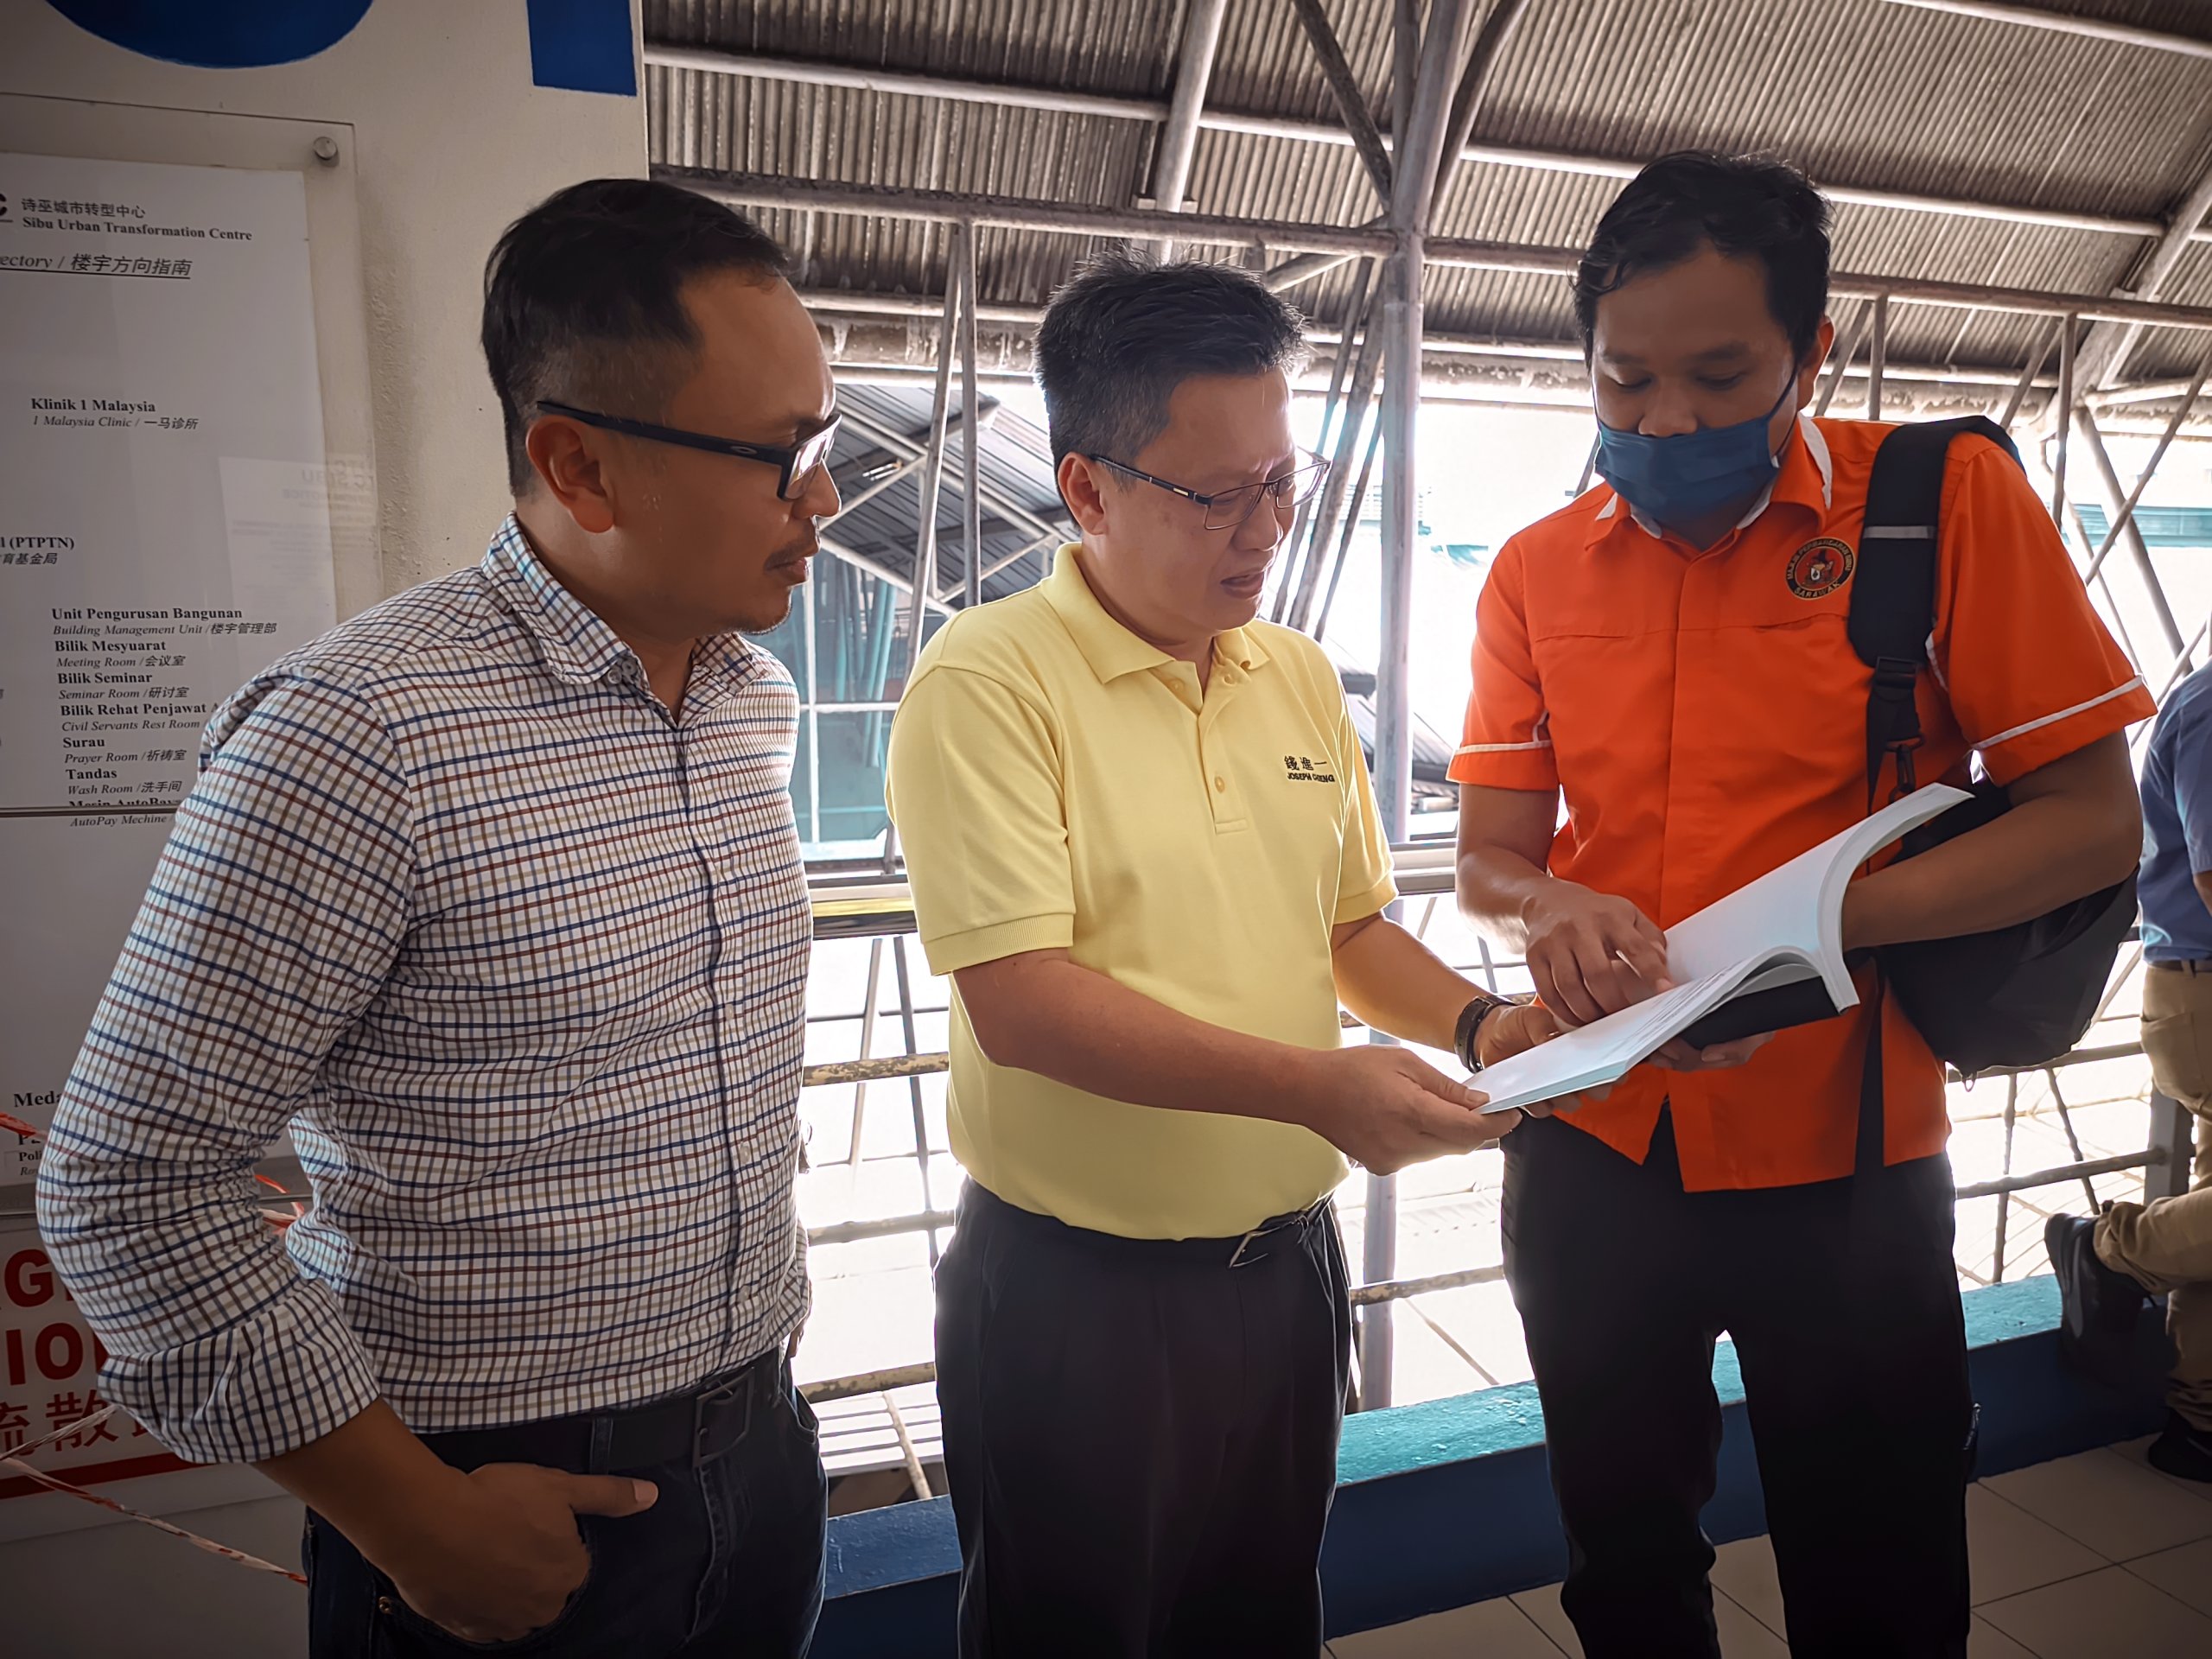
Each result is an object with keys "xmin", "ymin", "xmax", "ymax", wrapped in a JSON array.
[
  {"xmin": 1041, "ymin": 543, "xmax": 1272, "ymax": 683},
  {"xmin": 1587, "ymin": 412, "xmax": 1837, "ymax": 549}
]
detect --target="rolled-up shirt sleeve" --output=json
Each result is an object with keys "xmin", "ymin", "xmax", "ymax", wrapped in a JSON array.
[{"xmin": 35, "ymin": 674, "xmax": 416, "ymax": 1465}]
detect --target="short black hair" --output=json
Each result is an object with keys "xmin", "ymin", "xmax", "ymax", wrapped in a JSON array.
[
  {"xmin": 1033, "ymin": 249, "xmax": 1309, "ymax": 466},
  {"xmin": 1573, "ymin": 152, "xmax": 1831, "ymax": 364},
  {"xmin": 482, "ymin": 178, "xmax": 790, "ymax": 493}
]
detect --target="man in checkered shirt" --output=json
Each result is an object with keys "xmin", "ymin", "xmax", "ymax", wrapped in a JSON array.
[{"xmin": 37, "ymin": 180, "xmax": 842, "ymax": 1657}]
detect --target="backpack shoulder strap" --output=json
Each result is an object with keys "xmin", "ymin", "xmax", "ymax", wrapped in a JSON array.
[{"xmin": 1848, "ymin": 416, "xmax": 2024, "ymax": 808}]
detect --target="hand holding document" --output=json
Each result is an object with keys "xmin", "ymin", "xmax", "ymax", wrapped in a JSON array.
[{"xmin": 1473, "ymin": 785, "xmax": 1970, "ymax": 1115}]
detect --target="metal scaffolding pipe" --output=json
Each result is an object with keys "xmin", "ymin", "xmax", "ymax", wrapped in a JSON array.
[
  {"xmin": 2073, "ymin": 406, "xmax": 2188, "ymax": 660},
  {"xmin": 1882, "ymin": 0, "xmax": 2212, "ymax": 61},
  {"xmin": 1291, "ymin": 0, "xmax": 1395, "ymax": 205},
  {"xmin": 1147, "ymin": 0, "xmax": 1230, "ymax": 257},
  {"xmin": 649, "ymin": 44, "xmax": 2201, "ymax": 245},
  {"xmin": 2081, "ymin": 350, "xmax": 2212, "ymax": 589},
  {"xmin": 2078, "ymin": 156, "xmax": 2212, "ymax": 391},
  {"xmin": 903, "ymin": 232, "xmax": 964, "ymax": 660},
  {"xmin": 1815, "ymin": 302, "xmax": 1871, "ymax": 417},
  {"xmin": 2094, "ymin": 377, "xmax": 2212, "ymax": 409},
  {"xmin": 1997, "ymin": 316, "xmax": 2060, "ymax": 433},
  {"xmin": 830, "ymin": 362, "xmax": 1033, "ymax": 389},
  {"xmin": 944, "ymin": 529, "xmax": 1060, "ymax": 602},
  {"xmin": 1428, "ymin": 0, "xmax": 1534, "ymax": 217},
  {"xmin": 2050, "ymin": 315, "xmax": 2075, "ymax": 525},
  {"xmin": 1276, "ymin": 260, "xmax": 1374, "ymax": 623},
  {"xmin": 804, "ymin": 287, "xmax": 2069, "ymax": 390},
  {"xmin": 955, "ymin": 229, "xmax": 983, "ymax": 607},
  {"xmin": 1867, "ymin": 293, "xmax": 1890, "ymax": 420},
  {"xmin": 664, "ymin": 168, "xmax": 2212, "ymax": 331},
  {"xmin": 1264, "ymin": 249, "xmax": 1360, "ymax": 292},
  {"xmin": 673, "ymin": 166, "xmax": 1391, "ymax": 257},
  {"xmin": 823, "ymin": 452, "xmax": 927, "ymax": 526},
  {"xmin": 1360, "ymin": 0, "xmax": 1472, "ymax": 1418},
  {"xmin": 1953, "ymin": 1150, "xmax": 2162, "ymax": 1203},
  {"xmin": 1314, "ymin": 416, "xmax": 1387, "ymax": 642},
  {"xmin": 1287, "ymin": 289, "xmax": 1384, "ymax": 630},
  {"xmin": 820, "ymin": 537, "xmax": 957, "ymax": 617},
  {"xmin": 1391, "ymin": 0, "xmax": 1418, "ymax": 165}
]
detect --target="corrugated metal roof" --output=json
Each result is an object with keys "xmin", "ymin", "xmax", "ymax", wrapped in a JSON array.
[{"xmin": 645, "ymin": 0, "xmax": 2212, "ymax": 381}]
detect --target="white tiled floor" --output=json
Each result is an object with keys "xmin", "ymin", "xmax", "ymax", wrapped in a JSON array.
[{"xmin": 1329, "ymin": 1440, "xmax": 2212, "ymax": 1658}]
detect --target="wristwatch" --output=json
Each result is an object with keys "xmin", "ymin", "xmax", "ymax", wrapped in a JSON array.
[{"xmin": 1454, "ymin": 989, "xmax": 1513, "ymax": 1074}]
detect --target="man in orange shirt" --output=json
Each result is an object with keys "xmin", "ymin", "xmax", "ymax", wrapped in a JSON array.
[{"xmin": 1454, "ymin": 153, "xmax": 2148, "ymax": 1659}]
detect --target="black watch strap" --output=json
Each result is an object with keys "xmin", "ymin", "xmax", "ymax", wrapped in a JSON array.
[{"xmin": 1455, "ymin": 992, "xmax": 1510, "ymax": 1073}]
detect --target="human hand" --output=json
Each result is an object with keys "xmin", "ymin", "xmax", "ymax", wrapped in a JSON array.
[
  {"xmin": 1648, "ymin": 1032, "xmax": 1776, "ymax": 1072},
  {"xmin": 1300, "ymin": 1044, "xmax": 1521, "ymax": 1173},
  {"xmin": 378, "ymin": 1462, "xmax": 658, "ymax": 1643},
  {"xmin": 1475, "ymin": 999, "xmax": 1611, "ymax": 1116},
  {"xmin": 1519, "ymin": 881, "xmax": 1670, "ymax": 1027}
]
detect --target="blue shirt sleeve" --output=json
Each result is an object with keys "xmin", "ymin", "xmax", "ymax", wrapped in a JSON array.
[{"xmin": 2166, "ymin": 695, "xmax": 2212, "ymax": 876}]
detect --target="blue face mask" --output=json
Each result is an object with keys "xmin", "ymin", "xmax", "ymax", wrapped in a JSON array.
[{"xmin": 1593, "ymin": 372, "xmax": 1799, "ymax": 529}]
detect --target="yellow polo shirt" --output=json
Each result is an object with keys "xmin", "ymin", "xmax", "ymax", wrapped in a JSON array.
[{"xmin": 885, "ymin": 544, "xmax": 1397, "ymax": 1240}]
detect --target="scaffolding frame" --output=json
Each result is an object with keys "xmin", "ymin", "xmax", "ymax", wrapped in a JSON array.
[{"xmin": 701, "ymin": 7, "xmax": 2212, "ymax": 1417}]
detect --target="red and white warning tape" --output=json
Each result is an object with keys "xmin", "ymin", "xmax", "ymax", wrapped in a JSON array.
[
  {"xmin": 2, "ymin": 1452, "xmax": 307, "ymax": 1584},
  {"xmin": 9, "ymin": 1401, "xmax": 122, "ymax": 1463}
]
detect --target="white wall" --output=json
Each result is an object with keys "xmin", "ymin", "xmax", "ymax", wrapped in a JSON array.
[
  {"xmin": 0, "ymin": 7, "xmax": 643, "ymax": 1650},
  {"xmin": 2, "ymin": 0, "xmax": 648, "ymax": 595}
]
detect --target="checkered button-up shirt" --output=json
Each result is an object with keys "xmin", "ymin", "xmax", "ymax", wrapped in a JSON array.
[{"xmin": 36, "ymin": 518, "xmax": 813, "ymax": 1465}]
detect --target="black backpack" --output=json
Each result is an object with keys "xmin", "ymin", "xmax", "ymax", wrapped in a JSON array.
[{"xmin": 1850, "ymin": 416, "xmax": 2138, "ymax": 1077}]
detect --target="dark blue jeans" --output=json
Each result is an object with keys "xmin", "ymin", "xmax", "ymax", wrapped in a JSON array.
[{"xmin": 305, "ymin": 1363, "xmax": 827, "ymax": 1659}]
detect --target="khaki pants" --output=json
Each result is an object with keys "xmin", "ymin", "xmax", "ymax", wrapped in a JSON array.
[{"xmin": 2098, "ymin": 963, "xmax": 2212, "ymax": 1431}]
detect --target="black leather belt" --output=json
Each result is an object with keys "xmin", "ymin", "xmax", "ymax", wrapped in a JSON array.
[
  {"xmin": 418, "ymin": 1345, "xmax": 786, "ymax": 1476},
  {"xmin": 963, "ymin": 1179, "xmax": 1334, "ymax": 1270}
]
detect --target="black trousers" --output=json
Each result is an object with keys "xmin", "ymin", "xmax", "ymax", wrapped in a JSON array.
[
  {"xmin": 1502, "ymin": 1110, "xmax": 1975, "ymax": 1659},
  {"xmin": 305, "ymin": 1356, "xmax": 828, "ymax": 1659},
  {"xmin": 935, "ymin": 1181, "xmax": 1353, "ymax": 1658}
]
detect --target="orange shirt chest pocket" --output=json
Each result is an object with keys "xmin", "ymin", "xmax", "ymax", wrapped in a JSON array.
[
  {"xmin": 1520, "ymin": 550, "xmax": 1687, "ymax": 851},
  {"xmin": 1673, "ymin": 528, "xmax": 1874, "ymax": 818}
]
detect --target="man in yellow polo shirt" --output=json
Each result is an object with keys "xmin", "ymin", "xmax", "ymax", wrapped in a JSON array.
[{"xmin": 887, "ymin": 253, "xmax": 1563, "ymax": 1656}]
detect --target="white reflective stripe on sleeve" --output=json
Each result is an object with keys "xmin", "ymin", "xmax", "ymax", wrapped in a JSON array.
[
  {"xmin": 1455, "ymin": 739, "xmax": 1553, "ymax": 755},
  {"xmin": 1971, "ymin": 677, "xmax": 2146, "ymax": 753}
]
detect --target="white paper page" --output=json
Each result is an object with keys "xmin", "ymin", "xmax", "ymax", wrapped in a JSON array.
[
  {"xmin": 1663, "ymin": 785, "xmax": 1969, "ymax": 988},
  {"xmin": 1474, "ymin": 958, "xmax": 1776, "ymax": 1115}
]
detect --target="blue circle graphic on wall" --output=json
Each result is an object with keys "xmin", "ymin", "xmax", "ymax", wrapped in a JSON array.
[{"xmin": 45, "ymin": 1, "xmax": 373, "ymax": 68}]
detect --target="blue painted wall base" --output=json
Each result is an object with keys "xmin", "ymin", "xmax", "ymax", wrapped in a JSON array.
[{"xmin": 813, "ymin": 1276, "xmax": 2171, "ymax": 1656}]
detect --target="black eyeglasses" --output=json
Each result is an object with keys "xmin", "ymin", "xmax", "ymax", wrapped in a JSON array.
[
  {"xmin": 534, "ymin": 401, "xmax": 842, "ymax": 501},
  {"xmin": 1087, "ymin": 451, "xmax": 1332, "ymax": 531}
]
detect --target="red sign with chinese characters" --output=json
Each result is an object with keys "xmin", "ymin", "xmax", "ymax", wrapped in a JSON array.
[{"xmin": 1, "ymin": 1233, "xmax": 190, "ymax": 1499}]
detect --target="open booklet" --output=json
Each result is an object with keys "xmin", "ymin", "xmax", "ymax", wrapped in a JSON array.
[{"xmin": 1471, "ymin": 782, "xmax": 1971, "ymax": 1116}]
